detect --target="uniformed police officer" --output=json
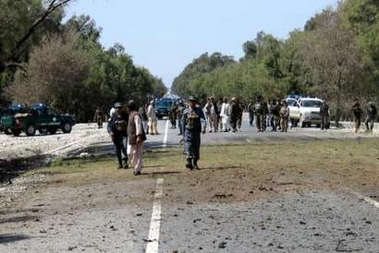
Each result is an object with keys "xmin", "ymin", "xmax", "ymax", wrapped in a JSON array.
[
  {"xmin": 107, "ymin": 102, "xmax": 129, "ymax": 169},
  {"xmin": 182, "ymin": 96, "xmax": 206, "ymax": 170},
  {"xmin": 93, "ymin": 106, "xmax": 104, "ymax": 129}
]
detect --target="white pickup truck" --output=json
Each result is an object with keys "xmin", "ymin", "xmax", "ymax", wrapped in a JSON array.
[{"xmin": 288, "ymin": 97, "xmax": 324, "ymax": 127}]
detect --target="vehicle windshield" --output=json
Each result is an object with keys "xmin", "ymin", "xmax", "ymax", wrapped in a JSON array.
[
  {"xmin": 155, "ymin": 100, "xmax": 172, "ymax": 108},
  {"xmin": 286, "ymin": 98, "xmax": 297, "ymax": 106},
  {"xmin": 302, "ymin": 100, "xmax": 322, "ymax": 107}
]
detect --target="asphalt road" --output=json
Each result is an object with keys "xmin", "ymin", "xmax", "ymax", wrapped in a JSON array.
[
  {"xmin": 144, "ymin": 116, "xmax": 379, "ymax": 253},
  {"xmin": 142, "ymin": 114, "xmax": 373, "ymax": 150}
]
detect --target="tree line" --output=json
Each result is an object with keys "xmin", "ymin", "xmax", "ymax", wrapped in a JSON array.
[
  {"xmin": 0, "ymin": 0, "xmax": 167, "ymax": 122},
  {"xmin": 171, "ymin": 0, "xmax": 379, "ymax": 126}
]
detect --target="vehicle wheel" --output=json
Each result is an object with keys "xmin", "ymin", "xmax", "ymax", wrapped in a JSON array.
[
  {"xmin": 12, "ymin": 129, "xmax": 21, "ymax": 136},
  {"xmin": 291, "ymin": 118, "xmax": 298, "ymax": 128},
  {"xmin": 316, "ymin": 124, "xmax": 321, "ymax": 128},
  {"xmin": 49, "ymin": 128, "xmax": 57, "ymax": 134},
  {"xmin": 39, "ymin": 127, "xmax": 48, "ymax": 134},
  {"xmin": 26, "ymin": 124, "xmax": 36, "ymax": 136},
  {"xmin": 61, "ymin": 122, "xmax": 72, "ymax": 133},
  {"xmin": 4, "ymin": 128, "xmax": 12, "ymax": 135},
  {"xmin": 299, "ymin": 116, "xmax": 306, "ymax": 128},
  {"xmin": 307, "ymin": 123, "xmax": 311, "ymax": 127}
]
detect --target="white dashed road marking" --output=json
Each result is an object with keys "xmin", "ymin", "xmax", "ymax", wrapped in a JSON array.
[
  {"xmin": 162, "ymin": 120, "xmax": 169, "ymax": 148},
  {"xmin": 350, "ymin": 190, "xmax": 379, "ymax": 209},
  {"xmin": 145, "ymin": 178, "xmax": 164, "ymax": 253}
]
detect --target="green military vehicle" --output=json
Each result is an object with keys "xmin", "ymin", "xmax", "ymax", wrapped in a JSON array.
[{"xmin": 0, "ymin": 103, "xmax": 76, "ymax": 136}]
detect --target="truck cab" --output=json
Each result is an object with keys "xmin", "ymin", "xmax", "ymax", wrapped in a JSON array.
[
  {"xmin": 154, "ymin": 98, "xmax": 175, "ymax": 120},
  {"xmin": 287, "ymin": 98, "xmax": 300, "ymax": 127},
  {"xmin": 1, "ymin": 103, "xmax": 76, "ymax": 136},
  {"xmin": 295, "ymin": 98, "xmax": 324, "ymax": 128}
]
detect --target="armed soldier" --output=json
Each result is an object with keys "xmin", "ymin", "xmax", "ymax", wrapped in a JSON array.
[
  {"xmin": 169, "ymin": 102, "xmax": 178, "ymax": 129},
  {"xmin": 279, "ymin": 100, "xmax": 290, "ymax": 132},
  {"xmin": 93, "ymin": 106, "xmax": 104, "ymax": 129},
  {"xmin": 320, "ymin": 101, "xmax": 330, "ymax": 130},
  {"xmin": 352, "ymin": 98, "xmax": 363, "ymax": 133},
  {"xmin": 270, "ymin": 99, "xmax": 281, "ymax": 132},
  {"xmin": 365, "ymin": 101, "xmax": 377, "ymax": 133},
  {"xmin": 254, "ymin": 96, "xmax": 265, "ymax": 132}
]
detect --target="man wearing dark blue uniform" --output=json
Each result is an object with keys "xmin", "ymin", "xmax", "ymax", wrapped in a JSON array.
[
  {"xmin": 107, "ymin": 102, "xmax": 129, "ymax": 169},
  {"xmin": 182, "ymin": 96, "xmax": 206, "ymax": 170}
]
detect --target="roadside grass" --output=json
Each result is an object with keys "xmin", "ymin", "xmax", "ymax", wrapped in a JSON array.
[{"xmin": 24, "ymin": 138, "xmax": 379, "ymax": 197}]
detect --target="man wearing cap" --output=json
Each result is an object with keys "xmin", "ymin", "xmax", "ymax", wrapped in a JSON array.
[
  {"xmin": 107, "ymin": 102, "xmax": 129, "ymax": 169},
  {"xmin": 182, "ymin": 96, "xmax": 206, "ymax": 170}
]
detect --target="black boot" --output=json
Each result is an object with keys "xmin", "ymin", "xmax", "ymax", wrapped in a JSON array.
[
  {"xmin": 186, "ymin": 158, "xmax": 193, "ymax": 170},
  {"xmin": 193, "ymin": 159, "xmax": 200, "ymax": 170}
]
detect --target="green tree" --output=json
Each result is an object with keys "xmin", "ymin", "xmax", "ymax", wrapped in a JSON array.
[
  {"xmin": 242, "ymin": 40, "xmax": 257, "ymax": 59},
  {"xmin": 7, "ymin": 31, "xmax": 90, "ymax": 114},
  {"xmin": 171, "ymin": 52, "xmax": 235, "ymax": 97},
  {"xmin": 64, "ymin": 14, "xmax": 102, "ymax": 44},
  {"xmin": 300, "ymin": 8, "xmax": 363, "ymax": 125},
  {"xmin": 0, "ymin": 0, "xmax": 74, "ymax": 105},
  {"xmin": 339, "ymin": 0, "xmax": 379, "ymax": 95},
  {"xmin": 280, "ymin": 30, "xmax": 311, "ymax": 96}
]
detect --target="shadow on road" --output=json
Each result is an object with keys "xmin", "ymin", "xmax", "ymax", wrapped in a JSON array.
[
  {"xmin": 0, "ymin": 215, "xmax": 39, "ymax": 225},
  {"xmin": 0, "ymin": 233, "xmax": 30, "ymax": 244},
  {"xmin": 0, "ymin": 155, "xmax": 50, "ymax": 184}
]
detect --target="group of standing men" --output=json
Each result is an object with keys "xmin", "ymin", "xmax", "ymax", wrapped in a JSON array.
[
  {"xmin": 352, "ymin": 99, "xmax": 377, "ymax": 133},
  {"xmin": 106, "ymin": 97, "xmax": 207, "ymax": 172},
  {"xmin": 107, "ymin": 101, "xmax": 147, "ymax": 176},
  {"xmin": 203, "ymin": 96, "xmax": 244, "ymax": 134},
  {"xmin": 247, "ymin": 96, "xmax": 291, "ymax": 132},
  {"xmin": 101, "ymin": 95, "xmax": 378, "ymax": 175}
]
